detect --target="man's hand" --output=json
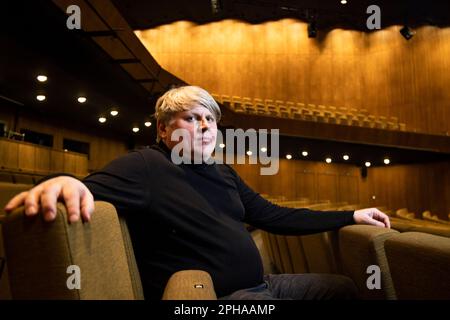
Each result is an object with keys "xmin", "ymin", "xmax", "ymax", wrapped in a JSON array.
[
  {"xmin": 353, "ymin": 208, "xmax": 391, "ymax": 228},
  {"xmin": 3, "ymin": 176, "xmax": 94, "ymax": 223}
]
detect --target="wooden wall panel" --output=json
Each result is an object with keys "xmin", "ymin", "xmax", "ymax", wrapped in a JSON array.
[
  {"xmin": 232, "ymin": 158, "xmax": 449, "ymax": 220},
  {"xmin": 0, "ymin": 139, "xmax": 18, "ymax": 169},
  {"xmin": 34, "ymin": 147, "xmax": 51, "ymax": 173},
  {"xmin": 50, "ymin": 150, "xmax": 65, "ymax": 173},
  {"xmin": 17, "ymin": 144, "xmax": 35, "ymax": 172},
  {"xmin": 137, "ymin": 21, "xmax": 450, "ymax": 136}
]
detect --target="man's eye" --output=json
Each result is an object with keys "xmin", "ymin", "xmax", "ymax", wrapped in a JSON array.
[
  {"xmin": 207, "ymin": 116, "xmax": 215, "ymax": 122},
  {"xmin": 185, "ymin": 116, "xmax": 194, "ymax": 122}
]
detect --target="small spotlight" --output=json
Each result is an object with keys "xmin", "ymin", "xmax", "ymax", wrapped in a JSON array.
[
  {"xmin": 36, "ymin": 95, "xmax": 46, "ymax": 101},
  {"xmin": 144, "ymin": 121, "xmax": 152, "ymax": 127},
  {"xmin": 365, "ymin": 161, "xmax": 371, "ymax": 167},
  {"xmin": 98, "ymin": 117, "xmax": 107, "ymax": 123},
  {"xmin": 325, "ymin": 157, "xmax": 332, "ymax": 164},
  {"xmin": 219, "ymin": 143, "xmax": 226, "ymax": 149},
  {"xmin": 384, "ymin": 158, "xmax": 390, "ymax": 165},
  {"xmin": 78, "ymin": 96, "xmax": 87, "ymax": 103},
  {"xmin": 400, "ymin": 26, "xmax": 415, "ymax": 40},
  {"xmin": 260, "ymin": 147, "xmax": 267, "ymax": 153},
  {"xmin": 36, "ymin": 75, "xmax": 47, "ymax": 82},
  {"xmin": 302, "ymin": 151, "xmax": 308, "ymax": 157},
  {"xmin": 341, "ymin": 0, "xmax": 347, "ymax": 4},
  {"xmin": 343, "ymin": 154, "xmax": 350, "ymax": 161},
  {"xmin": 308, "ymin": 21, "xmax": 317, "ymax": 38},
  {"xmin": 246, "ymin": 150, "xmax": 253, "ymax": 156},
  {"xmin": 110, "ymin": 109, "xmax": 119, "ymax": 116},
  {"xmin": 286, "ymin": 154, "xmax": 292, "ymax": 160},
  {"xmin": 132, "ymin": 127, "xmax": 140, "ymax": 133}
]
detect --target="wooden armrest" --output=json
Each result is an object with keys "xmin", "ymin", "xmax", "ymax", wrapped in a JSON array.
[{"xmin": 162, "ymin": 270, "xmax": 217, "ymax": 300}]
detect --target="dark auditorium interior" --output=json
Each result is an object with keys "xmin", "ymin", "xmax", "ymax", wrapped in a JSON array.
[{"xmin": 1, "ymin": 0, "xmax": 450, "ymax": 301}]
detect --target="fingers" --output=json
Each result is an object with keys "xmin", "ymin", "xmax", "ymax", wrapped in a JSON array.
[
  {"xmin": 4, "ymin": 191, "xmax": 28, "ymax": 213},
  {"xmin": 61, "ymin": 184, "xmax": 81, "ymax": 223},
  {"xmin": 24, "ymin": 186, "xmax": 44, "ymax": 216},
  {"xmin": 40, "ymin": 183, "xmax": 62, "ymax": 222},
  {"xmin": 80, "ymin": 189, "xmax": 94, "ymax": 222},
  {"xmin": 374, "ymin": 209, "xmax": 391, "ymax": 229},
  {"xmin": 369, "ymin": 217, "xmax": 386, "ymax": 228}
]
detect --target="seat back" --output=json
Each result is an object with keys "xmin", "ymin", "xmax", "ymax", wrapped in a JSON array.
[
  {"xmin": 2, "ymin": 201, "xmax": 143, "ymax": 299},
  {"xmin": 339, "ymin": 225, "xmax": 399, "ymax": 300},
  {"xmin": 385, "ymin": 232, "xmax": 450, "ymax": 300},
  {"xmin": 0, "ymin": 182, "xmax": 33, "ymax": 299}
]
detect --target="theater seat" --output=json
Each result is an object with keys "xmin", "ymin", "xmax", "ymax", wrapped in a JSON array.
[
  {"xmin": 1, "ymin": 201, "xmax": 216, "ymax": 300},
  {"xmin": 385, "ymin": 232, "xmax": 450, "ymax": 300},
  {"xmin": 339, "ymin": 225, "xmax": 399, "ymax": 300}
]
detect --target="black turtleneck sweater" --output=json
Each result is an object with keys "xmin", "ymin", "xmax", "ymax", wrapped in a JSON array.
[{"xmin": 82, "ymin": 141, "xmax": 355, "ymax": 299}]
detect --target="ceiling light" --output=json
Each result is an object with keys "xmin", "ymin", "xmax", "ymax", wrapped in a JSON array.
[
  {"xmin": 302, "ymin": 151, "xmax": 308, "ymax": 157},
  {"xmin": 132, "ymin": 127, "xmax": 139, "ymax": 133},
  {"xmin": 325, "ymin": 157, "xmax": 332, "ymax": 163},
  {"xmin": 343, "ymin": 154, "xmax": 350, "ymax": 161},
  {"xmin": 98, "ymin": 117, "xmax": 106, "ymax": 123},
  {"xmin": 110, "ymin": 109, "xmax": 119, "ymax": 116},
  {"xmin": 144, "ymin": 121, "xmax": 152, "ymax": 127},
  {"xmin": 286, "ymin": 154, "xmax": 292, "ymax": 160},
  {"xmin": 36, "ymin": 75, "xmax": 47, "ymax": 82},
  {"xmin": 365, "ymin": 161, "xmax": 371, "ymax": 167},
  {"xmin": 384, "ymin": 158, "xmax": 390, "ymax": 165},
  {"xmin": 78, "ymin": 96, "xmax": 87, "ymax": 103},
  {"xmin": 246, "ymin": 150, "xmax": 253, "ymax": 156},
  {"xmin": 340, "ymin": 0, "xmax": 347, "ymax": 4},
  {"xmin": 219, "ymin": 143, "xmax": 225, "ymax": 149},
  {"xmin": 36, "ymin": 95, "xmax": 46, "ymax": 101},
  {"xmin": 260, "ymin": 147, "xmax": 267, "ymax": 153}
]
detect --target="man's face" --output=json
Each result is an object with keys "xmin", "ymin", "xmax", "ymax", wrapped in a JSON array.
[{"xmin": 159, "ymin": 105, "xmax": 218, "ymax": 160}]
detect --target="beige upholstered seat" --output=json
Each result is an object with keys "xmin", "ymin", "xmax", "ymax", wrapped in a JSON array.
[
  {"xmin": 339, "ymin": 225, "xmax": 399, "ymax": 300},
  {"xmin": 1, "ymin": 201, "xmax": 216, "ymax": 300},
  {"xmin": 385, "ymin": 232, "xmax": 450, "ymax": 300}
]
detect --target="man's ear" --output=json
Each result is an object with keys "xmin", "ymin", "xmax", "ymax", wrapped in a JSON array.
[{"xmin": 158, "ymin": 120, "xmax": 168, "ymax": 139}]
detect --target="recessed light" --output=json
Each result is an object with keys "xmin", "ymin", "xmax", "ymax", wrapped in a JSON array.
[
  {"xmin": 144, "ymin": 121, "xmax": 152, "ymax": 127},
  {"xmin": 98, "ymin": 117, "xmax": 106, "ymax": 123},
  {"xmin": 302, "ymin": 151, "xmax": 308, "ymax": 157},
  {"xmin": 325, "ymin": 157, "xmax": 332, "ymax": 163},
  {"xmin": 110, "ymin": 110, "xmax": 119, "ymax": 116},
  {"xmin": 36, "ymin": 75, "xmax": 47, "ymax": 82},
  {"xmin": 260, "ymin": 147, "xmax": 267, "ymax": 153},
  {"xmin": 132, "ymin": 127, "xmax": 139, "ymax": 133},
  {"xmin": 384, "ymin": 158, "xmax": 390, "ymax": 165},
  {"xmin": 36, "ymin": 95, "xmax": 46, "ymax": 101},
  {"xmin": 286, "ymin": 154, "xmax": 292, "ymax": 160},
  {"xmin": 219, "ymin": 143, "xmax": 225, "ymax": 149},
  {"xmin": 365, "ymin": 161, "xmax": 371, "ymax": 167},
  {"xmin": 246, "ymin": 150, "xmax": 253, "ymax": 156},
  {"xmin": 341, "ymin": 0, "xmax": 347, "ymax": 4},
  {"xmin": 343, "ymin": 154, "xmax": 350, "ymax": 161},
  {"xmin": 78, "ymin": 96, "xmax": 87, "ymax": 103}
]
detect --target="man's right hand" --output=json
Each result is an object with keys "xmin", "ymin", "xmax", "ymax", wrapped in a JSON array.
[{"xmin": 3, "ymin": 176, "xmax": 94, "ymax": 223}]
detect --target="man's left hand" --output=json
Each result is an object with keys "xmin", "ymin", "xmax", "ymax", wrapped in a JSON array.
[{"xmin": 353, "ymin": 208, "xmax": 391, "ymax": 228}]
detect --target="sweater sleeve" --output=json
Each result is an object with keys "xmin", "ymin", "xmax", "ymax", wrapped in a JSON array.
[
  {"xmin": 231, "ymin": 168, "xmax": 355, "ymax": 235},
  {"xmin": 82, "ymin": 150, "xmax": 152, "ymax": 214}
]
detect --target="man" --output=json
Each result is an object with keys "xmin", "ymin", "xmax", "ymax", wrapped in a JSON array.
[{"xmin": 4, "ymin": 85, "xmax": 390, "ymax": 300}]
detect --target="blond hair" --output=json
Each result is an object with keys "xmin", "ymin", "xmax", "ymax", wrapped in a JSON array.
[{"xmin": 155, "ymin": 86, "xmax": 221, "ymax": 141}]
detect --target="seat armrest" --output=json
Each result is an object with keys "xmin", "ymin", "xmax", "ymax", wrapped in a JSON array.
[{"xmin": 162, "ymin": 270, "xmax": 217, "ymax": 300}]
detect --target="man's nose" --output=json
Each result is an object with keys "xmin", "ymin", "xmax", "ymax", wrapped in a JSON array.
[{"xmin": 198, "ymin": 117, "xmax": 209, "ymax": 131}]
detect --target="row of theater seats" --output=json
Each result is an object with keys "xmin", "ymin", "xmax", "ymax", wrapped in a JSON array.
[
  {"xmin": 395, "ymin": 207, "xmax": 450, "ymax": 226},
  {"xmin": 0, "ymin": 171, "xmax": 44, "ymax": 185},
  {"xmin": 260, "ymin": 199, "xmax": 450, "ymax": 299},
  {"xmin": 212, "ymin": 94, "xmax": 406, "ymax": 131}
]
